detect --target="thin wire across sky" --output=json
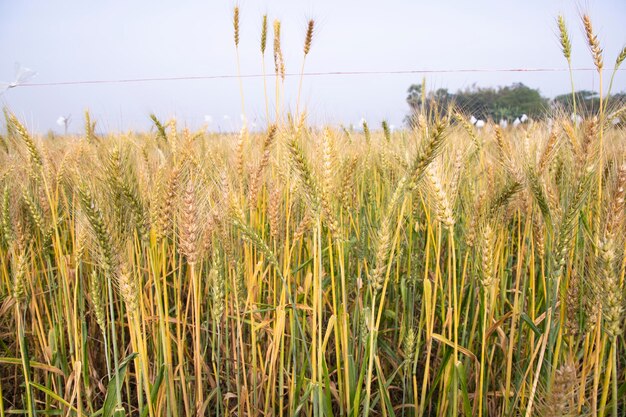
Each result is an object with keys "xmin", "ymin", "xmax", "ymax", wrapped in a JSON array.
[{"xmin": 14, "ymin": 67, "xmax": 625, "ymax": 88}]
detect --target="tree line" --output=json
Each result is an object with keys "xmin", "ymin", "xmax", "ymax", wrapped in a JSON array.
[{"xmin": 406, "ymin": 82, "xmax": 626, "ymax": 124}]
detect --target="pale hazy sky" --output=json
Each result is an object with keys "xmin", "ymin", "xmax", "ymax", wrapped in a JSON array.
[{"xmin": 1, "ymin": 0, "xmax": 625, "ymax": 133}]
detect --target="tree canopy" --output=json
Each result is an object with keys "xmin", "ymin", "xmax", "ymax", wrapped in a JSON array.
[
  {"xmin": 407, "ymin": 82, "xmax": 548, "ymax": 122},
  {"xmin": 553, "ymin": 91, "xmax": 626, "ymax": 116}
]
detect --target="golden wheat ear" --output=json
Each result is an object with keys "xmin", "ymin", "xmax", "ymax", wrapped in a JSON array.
[
  {"xmin": 233, "ymin": 6, "xmax": 240, "ymax": 48},
  {"xmin": 582, "ymin": 14, "xmax": 604, "ymax": 72},
  {"xmin": 303, "ymin": 19, "xmax": 315, "ymax": 56}
]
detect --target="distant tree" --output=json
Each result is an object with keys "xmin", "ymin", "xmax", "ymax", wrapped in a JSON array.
[
  {"xmin": 453, "ymin": 86, "xmax": 498, "ymax": 120},
  {"xmin": 432, "ymin": 88, "xmax": 453, "ymax": 110},
  {"xmin": 406, "ymin": 82, "xmax": 547, "ymax": 125},
  {"xmin": 494, "ymin": 82, "xmax": 547, "ymax": 118},
  {"xmin": 552, "ymin": 90, "xmax": 626, "ymax": 116},
  {"xmin": 406, "ymin": 84, "xmax": 423, "ymax": 113},
  {"xmin": 405, "ymin": 84, "xmax": 453, "ymax": 125},
  {"xmin": 553, "ymin": 90, "xmax": 598, "ymax": 114}
]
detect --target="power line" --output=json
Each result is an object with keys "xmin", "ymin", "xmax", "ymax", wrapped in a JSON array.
[{"xmin": 17, "ymin": 67, "xmax": 623, "ymax": 88}]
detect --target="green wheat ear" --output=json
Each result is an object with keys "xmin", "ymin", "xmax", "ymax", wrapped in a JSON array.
[
  {"xmin": 616, "ymin": 45, "xmax": 626, "ymax": 68},
  {"xmin": 8, "ymin": 113, "xmax": 43, "ymax": 170},
  {"xmin": 382, "ymin": 120, "xmax": 391, "ymax": 142},
  {"xmin": 557, "ymin": 15, "xmax": 571, "ymax": 61},
  {"xmin": 362, "ymin": 119, "xmax": 371, "ymax": 143},
  {"xmin": 84, "ymin": 110, "xmax": 97, "ymax": 143},
  {"xmin": 261, "ymin": 14, "xmax": 268, "ymax": 54}
]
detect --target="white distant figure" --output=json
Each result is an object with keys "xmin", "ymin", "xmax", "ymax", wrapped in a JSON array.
[
  {"xmin": 470, "ymin": 115, "xmax": 477, "ymax": 125},
  {"xmin": 513, "ymin": 118, "xmax": 521, "ymax": 127},
  {"xmin": 475, "ymin": 120, "xmax": 485, "ymax": 129},
  {"xmin": 204, "ymin": 115, "xmax": 213, "ymax": 124},
  {"xmin": 220, "ymin": 115, "xmax": 231, "ymax": 132},
  {"xmin": 0, "ymin": 63, "xmax": 37, "ymax": 94},
  {"xmin": 547, "ymin": 118, "xmax": 554, "ymax": 130},
  {"xmin": 611, "ymin": 117, "xmax": 620, "ymax": 126},
  {"xmin": 520, "ymin": 114, "xmax": 528, "ymax": 123},
  {"xmin": 57, "ymin": 115, "xmax": 71, "ymax": 135},
  {"xmin": 571, "ymin": 113, "xmax": 582, "ymax": 125},
  {"xmin": 499, "ymin": 119, "xmax": 508, "ymax": 128}
]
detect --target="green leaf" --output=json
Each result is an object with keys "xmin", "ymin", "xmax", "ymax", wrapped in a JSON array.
[
  {"xmin": 30, "ymin": 382, "xmax": 87, "ymax": 417},
  {"xmin": 321, "ymin": 359, "xmax": 334, "ymax": 417},
  {"xmin": 102, "ymin": 353, "xmax": 138, "ymax": 417},
  {"xmin": 140, "ymin": 364, "xmax": 165, "ymax": 417},
  {"xmin": 375, "ymin": 358, "xmax": 397, "ymax": 417},
  {"xmin": 520, "ymin": 313, "xmax": 542, "ymax": 337},
  {"xmin": 456, "ymin": 361, "xmax": 472, "ymax": 417},
  {"xmin": 293, "ymin": 382, "xmax": 314, "ymax": 417}
]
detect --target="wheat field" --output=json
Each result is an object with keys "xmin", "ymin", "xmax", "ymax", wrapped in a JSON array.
[{"xmin": 1, "ymin": 10, "xmax": 626, "ymax": 417}]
